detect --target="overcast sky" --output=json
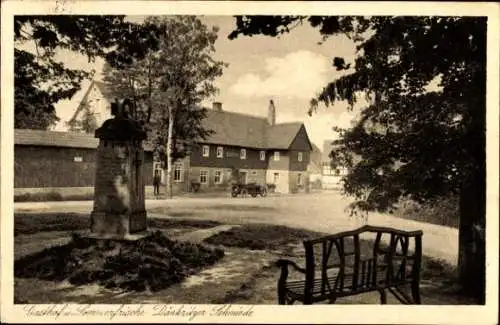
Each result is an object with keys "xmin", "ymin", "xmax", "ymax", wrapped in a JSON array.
[{"xmin": 48, "ymin": 15, "xmax": 364, "ymax": 149}]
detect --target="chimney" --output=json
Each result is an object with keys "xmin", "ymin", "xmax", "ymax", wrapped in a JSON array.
[
  {"xmin": 267, "ymin": 99, "xmax": 276, "ymax": 125},
  {"xmin": 212, "ymin": 102, "xmax": 222, "ymax": 112}
]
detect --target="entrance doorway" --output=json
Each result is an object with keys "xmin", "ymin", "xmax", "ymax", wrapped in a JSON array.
[{"xmin": 239, "ymin": 171, "xmax": 248, "ymax": 184}]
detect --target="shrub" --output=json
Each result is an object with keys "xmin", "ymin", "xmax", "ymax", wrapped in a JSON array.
[
  {"xmin": 396, "ymin": 195, "xmax": 459, "ymax": 228},
  {"xmin": 266, "ymin": 184, "xmax": 276, "ymax": 192},
  {"xmin": 14, "ymin": 191, "xmax": 93, "ymax": 202}
]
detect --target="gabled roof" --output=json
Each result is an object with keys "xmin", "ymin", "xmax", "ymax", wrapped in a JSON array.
[
  {"xmin": 265, "ymin": 122, "xmax": 304, "ymax": 150},
  {"xmin": 194, "ymin": 110, "xmax": 310, "ymax": 150},
  {"xmin": 201, "ymin": 110, "xmax": 268, "ymax": 148},
  {"xmin": 14, "ymin": 129, "xmax": 154, "ymax": 151},
  {"xmin": 68, "ymin": 80, "xmax": 115, "ymax": 125}
]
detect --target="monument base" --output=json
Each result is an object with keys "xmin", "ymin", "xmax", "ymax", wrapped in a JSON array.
[{"xmin": 90, "ymin": 210, "xmax": 147, "ymax": 239}]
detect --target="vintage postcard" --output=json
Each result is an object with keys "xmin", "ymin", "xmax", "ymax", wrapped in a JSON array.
[{"xmin": 1, "ymin": 1, "xmax": 499, "ymax": 324}]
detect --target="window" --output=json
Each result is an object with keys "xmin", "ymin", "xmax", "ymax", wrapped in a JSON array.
[
  {"xmin": 216, "ymin": 146, "xmax": 224, "ymax": 158},
  {"xmin": 214, "ymin": 170, "xmax": 223, "ymax": 184},
  {"xmin": 274, "ymin": 151, "xmax": 280, "ymax": 161},
  {"xmin": 297, "ymin": 173, "xmax": 302, "ymax": 186},
  {"xmin": 173, "ymin": 164, "xmax": 182, "ymax": 182},
  {"xmin": 200, "ymin": 170, "xmax": 208, "ymax": 184},
  {"xmin": 298, "ymin": 152, "xmax": 303, "ymax": 162},
  {"xmin": 202, "ymin": 145, "xmax": 210, "ymax": 157},
  {"xmin": 153, "ymin": 162, "xmax": 163, "ymax": 180},
  {"xmin": 273, "ymin": 172, "xmax": 280, "ymax": 183},
  {"xmin": 259, "ymin": 151, "xmax": 266, "ymax": 161},
  {"xmin": 240, "ymin": 148, "xmax": 247, "ymax": 159}
]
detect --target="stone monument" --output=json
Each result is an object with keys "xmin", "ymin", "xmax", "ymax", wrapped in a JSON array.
[{"xmin": 90, "ymin": 99, "xmax": 148, "ymax": 239}]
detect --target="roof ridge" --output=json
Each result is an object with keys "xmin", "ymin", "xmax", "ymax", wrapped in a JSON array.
[
  {"xmin": 205, "ymin": 108, "xmax": 268, "ymax": 121},
  {"xmin": 270, "ymin": 121, "xmax": 304, "ymax": 127}
]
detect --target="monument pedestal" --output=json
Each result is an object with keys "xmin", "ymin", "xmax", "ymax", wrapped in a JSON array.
[{"xmin": 89, "ymin": 115, "xmax": 148, "ymax": 240}]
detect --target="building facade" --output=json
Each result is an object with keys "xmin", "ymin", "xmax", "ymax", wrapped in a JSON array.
[
  {"xmin": 14, "ymin": 81, "xmax": 315, "ymax": 197},
  {"xmin": 321, "ymin": 139, "xmax": 348, "ymax": 189}
]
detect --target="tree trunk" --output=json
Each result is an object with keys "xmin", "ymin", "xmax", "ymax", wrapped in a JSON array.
[
  {"xmin": 458, "ymin": 163, "xmax": 486, "ymax": 304},
  {"xmin": 165, "ymin": 106, "xmax": 174, "ymax": 199}
]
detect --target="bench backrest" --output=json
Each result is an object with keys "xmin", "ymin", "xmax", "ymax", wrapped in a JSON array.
[{"xmin": 302, "ymin": 225, "xmax": 423, "ymax": 299}]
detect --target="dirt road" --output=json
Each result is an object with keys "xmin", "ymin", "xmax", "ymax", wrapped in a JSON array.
[{"xmin": 14, "ymin": 191, "xmax": 458, "ymax": 265}]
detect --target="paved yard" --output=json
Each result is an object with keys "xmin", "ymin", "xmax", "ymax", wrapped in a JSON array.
[{"xmin": 14, "ymin": 191, "xmax": 458, "ymax": 265}]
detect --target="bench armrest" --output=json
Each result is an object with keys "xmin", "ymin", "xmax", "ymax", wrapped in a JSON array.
[{"xmin": 276, "ymin": 259, "xmax": 306, "ymax": 274}]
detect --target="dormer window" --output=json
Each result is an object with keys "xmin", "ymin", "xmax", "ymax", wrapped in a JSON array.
[
  {"xmin": 240, "ymin": 148, "xmax": 247, "ymax": 160},
  {"xmin": 274, "ymin": 151, "xmax": 280, "ymax": 161},
  {"xmin": 259, "ymin": 151, "xmax": 266, "ymax": 161},
  {"xmin": 217, "ymin": 146, "xmax": 224, "ymax": 158},
  {"xmin": 298, "ymin": 152, "xmax": 303, "ymax": 162},
  {"xmin": 202, "ymin": 145, "xmax": 210, "ymax": 157}
]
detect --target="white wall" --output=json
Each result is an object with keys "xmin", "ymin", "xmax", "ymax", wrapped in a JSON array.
[{"xmin": 266, "ymin": 169, "xmax": 290, "ymax": 193}]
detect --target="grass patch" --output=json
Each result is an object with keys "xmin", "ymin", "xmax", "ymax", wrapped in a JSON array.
[
  {"xmin": 14, "ymin": 192, "xmax": 94, "ymax": 202},
  {"xmin": 205, "ymin": 223, "xmax": 461, "ymax": 294},
  {"xmin": 15, "ymin": 231, "xmax": 224, "ymax": 292},
  {"xmin": 15, "ymin": 213, "xmax": 222, "ymax": 237},
  {"xmin": 204, "ymin": 224, "xmax": 325, "ymax": 250}
]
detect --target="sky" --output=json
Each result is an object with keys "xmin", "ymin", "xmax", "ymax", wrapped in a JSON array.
[{"xmin": 47, "ymin": 15, "xmax": 364, "ymax": 149}]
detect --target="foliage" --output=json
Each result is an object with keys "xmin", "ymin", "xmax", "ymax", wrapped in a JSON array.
[
  {"xmin": 66, "ymin": 99, "xmax": 98, "ymax": 133},
  {"xmin": 102, "ymin": 16, "xmax": 226, "ymax": 166},
  {"xmin": 396, "ymin": 195, "xmax": 459, "ymax": 228},
  {"xmin": 232, "ymin": 16, "xmax": 485, "ymax": 213},
  {"xmin": 229, "ymin": 16, "xmax": 486, "ymax": 302},
  {"xmin": 14, "ymin": 15, "xmax": 158, "ymax": 129}
]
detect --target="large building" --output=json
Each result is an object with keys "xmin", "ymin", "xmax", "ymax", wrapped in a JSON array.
[{"xmin": 15, "ymin": 81, "xmax": 317, "ymax": 197}]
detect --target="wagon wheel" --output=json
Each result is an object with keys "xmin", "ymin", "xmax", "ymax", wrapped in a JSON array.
[
  {"xmin": 231, "ymin": 186, "xmax": 239, "ymax": 197},
  {"xmin": 260, "ymin": 188, "xmax": 268, "ymax": 197}
]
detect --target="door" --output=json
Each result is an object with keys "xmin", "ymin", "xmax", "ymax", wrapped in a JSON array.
[{"xmin": 239, "ymin": 171, "xmax": 248, "ymax": 184}]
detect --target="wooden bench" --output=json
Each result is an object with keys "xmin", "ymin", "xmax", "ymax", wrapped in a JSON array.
[{"xmin": 277, "ymin": 225, "xmax": 423, "ymax": 305}]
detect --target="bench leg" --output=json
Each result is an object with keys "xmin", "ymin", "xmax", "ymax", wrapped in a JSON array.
[
  {"xmin": 379, "ymin": 289, "xmax": 387, "ymax": 304},
  {"xmin": 411, "ymin": 282, "xmax": 421, "ymax": 304},
  {"xmin": 278, "ymin": 290, "xmax": 286, "ymax": 305}
]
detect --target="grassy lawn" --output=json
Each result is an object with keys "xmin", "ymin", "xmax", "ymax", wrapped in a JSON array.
[
  {"xmin": 204, "ymin": 223, "xmax": 325, "ymax": 250},
  {"xmin": 13, "ymin": 212, "xmax": 474, "ymax": 305},
  {"xmin": 15, "ymin": 213, "xmax": 222, "ymax": 236}
]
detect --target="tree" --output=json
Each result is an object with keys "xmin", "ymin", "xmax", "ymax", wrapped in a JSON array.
[
  {"xmin": 229, "ymin": 16, "xmax": 486, "ymax": 303},
  {"xmin": 103, "ymin": 16, "xmax": 225, "ymax": 198},
  {"xmin": 66, "ymin": 99, "xmax": 98, "ymax": 133},
  {"xmin": 14, "ymin": 16, "xmax": 158, "ymax": 129}
]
